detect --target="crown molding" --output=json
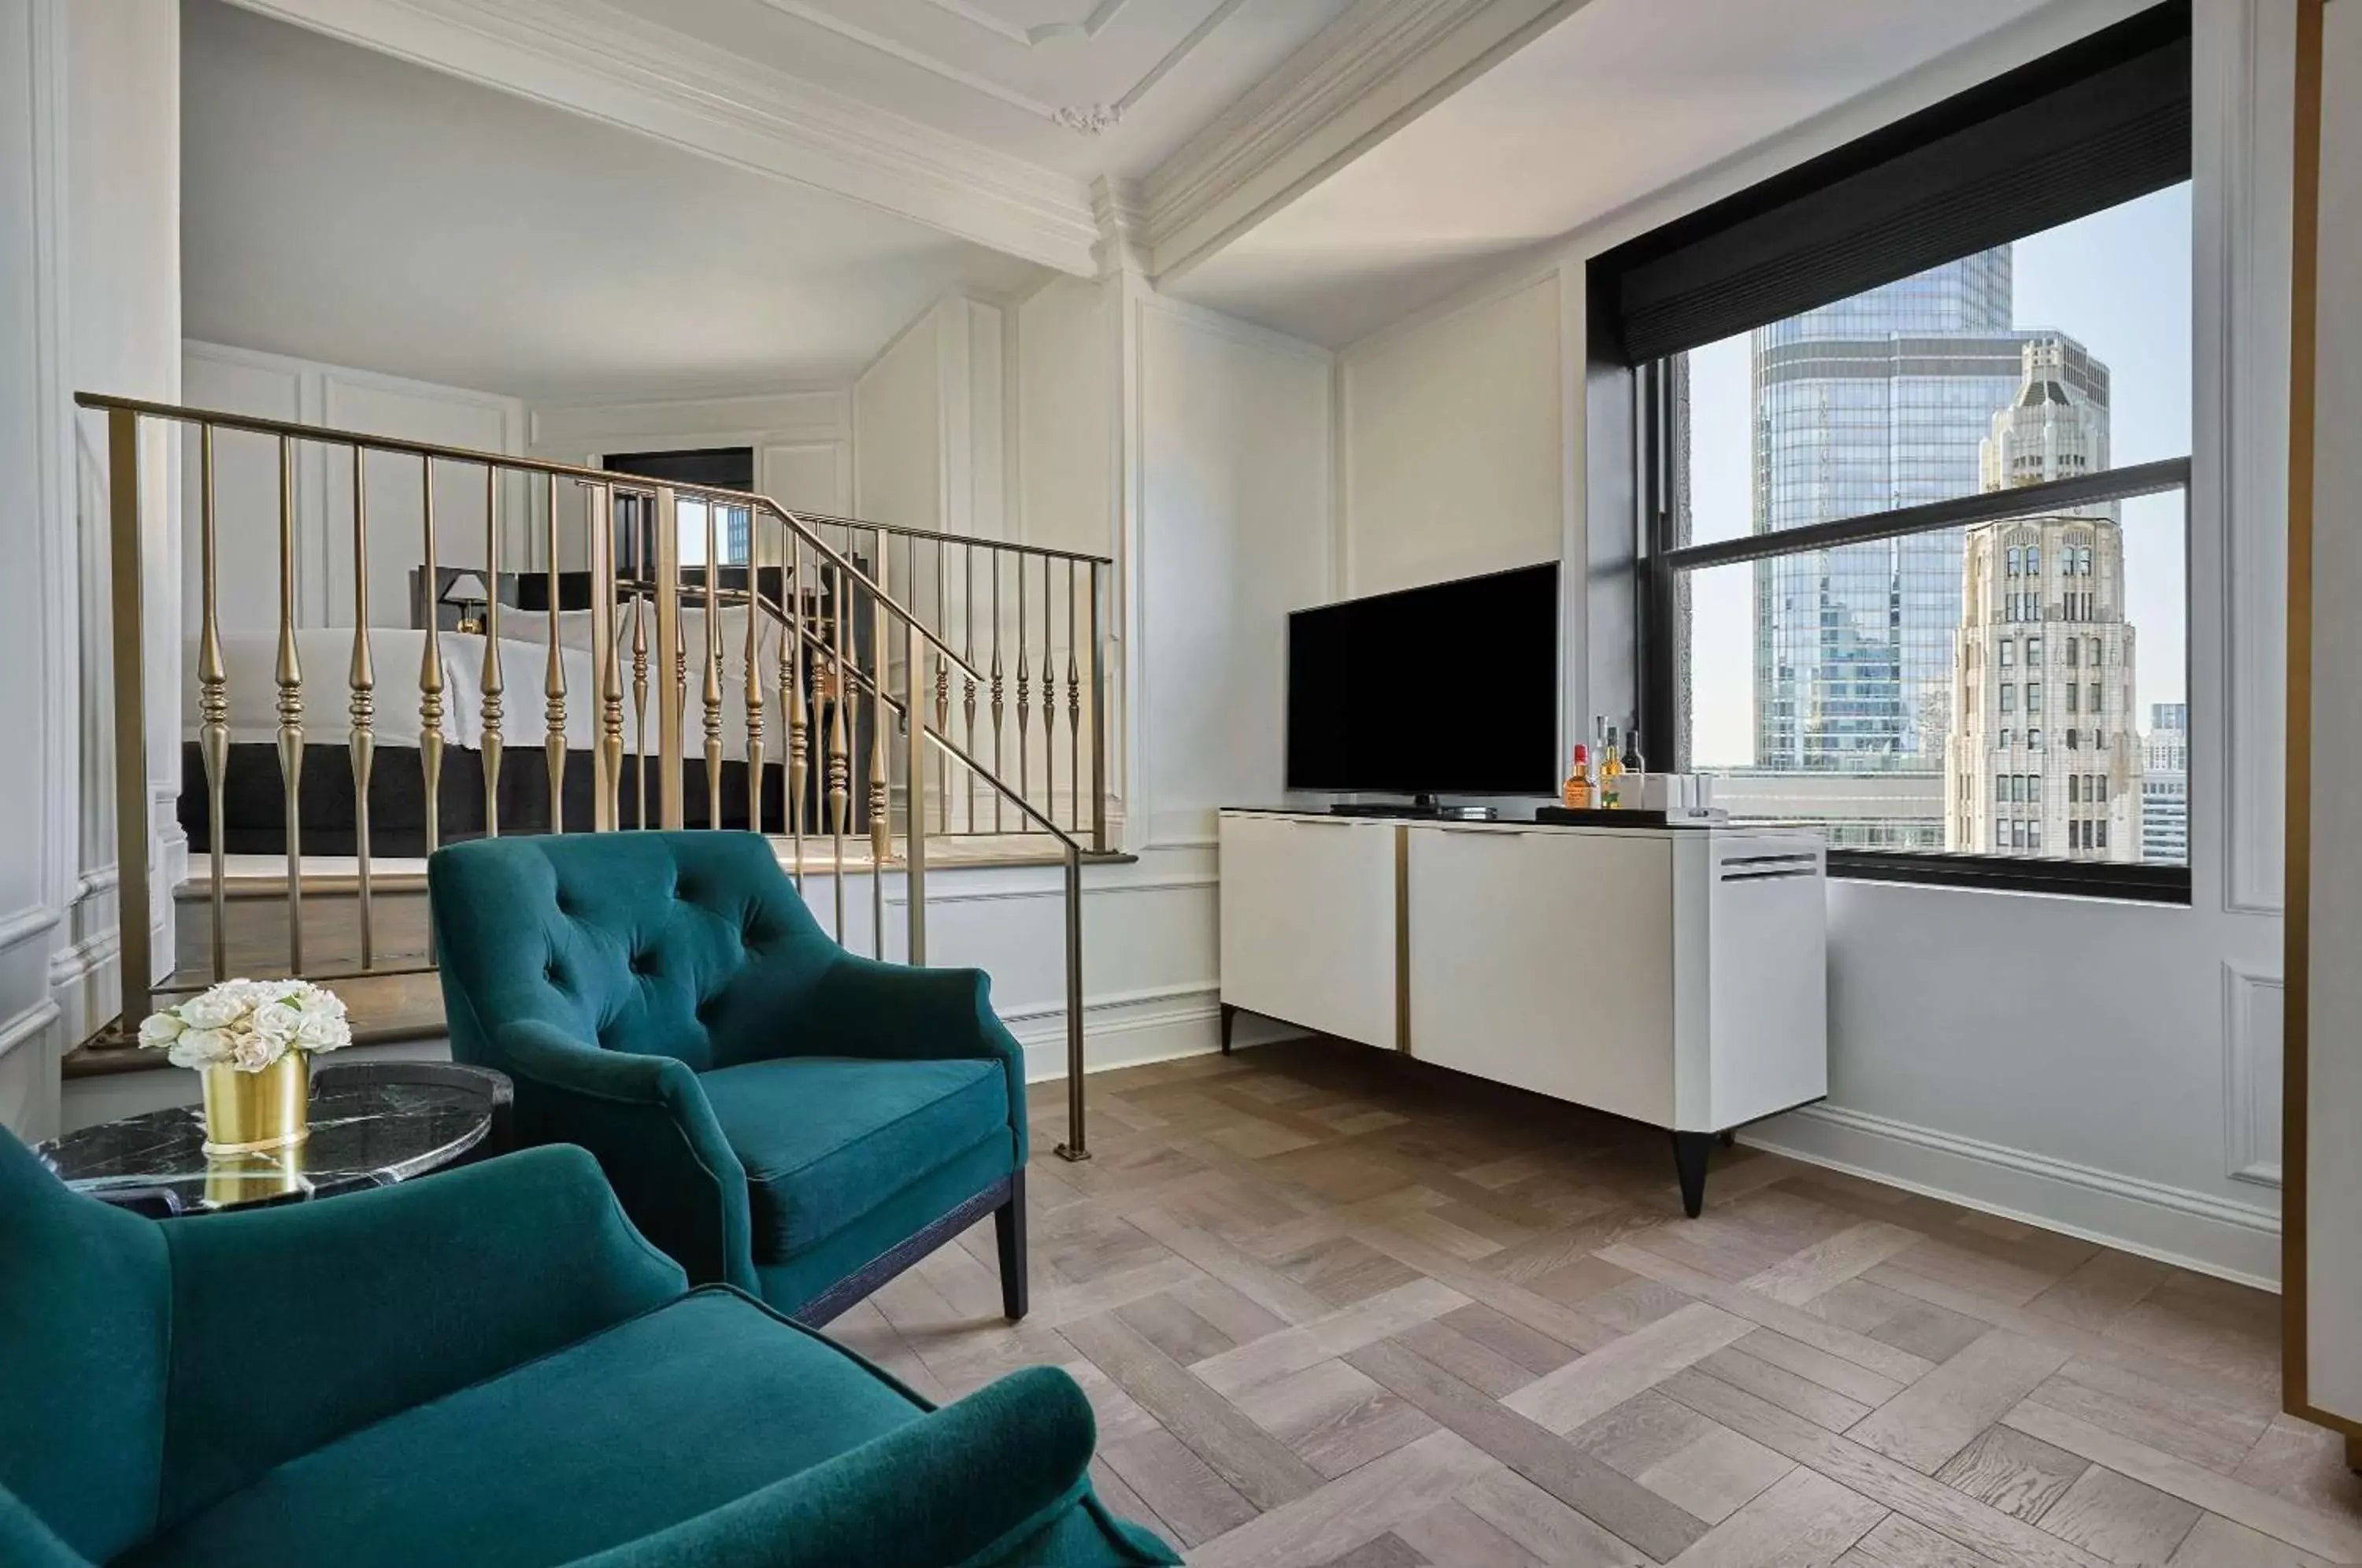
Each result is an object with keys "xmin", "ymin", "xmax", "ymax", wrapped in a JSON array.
[
  {"xmin": 1138, "ymin": 0, "xmax": 1592, "ymax": 279},
  {"xmin": 225, "ymin": 0, "xmax": 1104, "ymax": 274}
]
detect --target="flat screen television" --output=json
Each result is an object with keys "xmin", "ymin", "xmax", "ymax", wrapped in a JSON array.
[{"xmin": 1287, "ymin": 562, "xmax": 1558, "ymax": 797}]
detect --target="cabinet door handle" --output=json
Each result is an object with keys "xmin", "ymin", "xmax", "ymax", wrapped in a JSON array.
[{"xmin": 1290, "ymin": 816, "xmax": 1357, "ymax": 827}]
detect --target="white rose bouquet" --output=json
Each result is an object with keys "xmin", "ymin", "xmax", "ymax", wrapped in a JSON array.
[{"xmin": 137, "ymin": 978, "xmax": 352, "ymax": 1072}]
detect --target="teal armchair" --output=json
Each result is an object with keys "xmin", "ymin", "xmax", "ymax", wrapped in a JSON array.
[
  {"xmin": 0, "ymin": 1134, "xmax": 1175, "ymax": 1568},
  {"xmin": 428, "ymin": 830, "xmax": 1031, "ymax": 1324}
]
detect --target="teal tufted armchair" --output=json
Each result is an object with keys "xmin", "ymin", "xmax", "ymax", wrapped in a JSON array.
[
  {"xmin": 0, "ymin": 1133, "xmax": 1178, "ymax": 1568},
  {"xmin": 428, "ymin": 830, "xmax": 1031, "ymax": 1325}
]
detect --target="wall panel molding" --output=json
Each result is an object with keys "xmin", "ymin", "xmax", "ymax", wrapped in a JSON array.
[{"xmin": 2223, "ymin": 960, "xmax": 2285, "ymax": 1188}]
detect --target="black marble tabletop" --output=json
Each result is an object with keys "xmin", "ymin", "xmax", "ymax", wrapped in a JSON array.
[{"xmin": 37, "ymin": 1064, "xmax": 511, "ymax": 1212}]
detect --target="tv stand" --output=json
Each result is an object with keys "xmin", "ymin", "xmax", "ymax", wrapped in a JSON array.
[
  {"xmin": 1216, "ymin": 809, "xmax": 1829, "ymax": 1215},
  {"xmin": 1327, "ymin": 796, "xmax": 1496, "ymax": 821}
]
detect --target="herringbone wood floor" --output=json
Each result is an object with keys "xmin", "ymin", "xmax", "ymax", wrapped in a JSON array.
[{"xmin": 828, "ymin": 1038, "xmax": 2362, "ymax": 1567}]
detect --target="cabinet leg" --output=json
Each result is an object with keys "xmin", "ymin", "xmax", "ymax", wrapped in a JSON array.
[
  {"xmin": 2347, "ymin": 1431, "xmax": 2361, "ymax": 1476},
  {"xmin": 1718, "ymin": 1130, "xmax": 1736, "ymax": 1149},
  {"xmin": 1672, "ymin": 1131, "xmax": 1713, "ymax": 1219},
  {"xmin": 1220, "ymin": 1002, "xmax": 1238, "ymax": 1056}
]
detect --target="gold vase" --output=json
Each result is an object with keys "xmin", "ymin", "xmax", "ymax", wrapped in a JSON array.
[{"xmin": 200, "ymin": 1052, "xmax": 310, "ymax": 1156}]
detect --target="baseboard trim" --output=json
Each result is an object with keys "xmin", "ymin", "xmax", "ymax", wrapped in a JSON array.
[
  {"xmin": 1742, "ymin": 1101, "xmax": 2282, "ymax": 1291},
  {"xmin": 1013, "ymin": 993, "xmax": 1300, "ymax": 1084}
]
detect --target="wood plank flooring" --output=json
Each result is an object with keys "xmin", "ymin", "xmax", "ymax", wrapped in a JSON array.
[{"xmin": 827, "ymin": 1038, "xmax": 2362, "ymax": 1567}]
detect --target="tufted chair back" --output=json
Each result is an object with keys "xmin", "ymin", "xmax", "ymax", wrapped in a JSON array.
[{"xmin": 429, "ymin": 832, "xmax": 835, "ymax": 1074}]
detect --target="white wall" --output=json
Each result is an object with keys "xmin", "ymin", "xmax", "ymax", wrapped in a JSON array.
[
  {"xmin": 181, "ymin": 342, "xmax": 526, "ymax": 632},
  {"xmin": 850, "ymin": 292, "xmax": 1009, "ymax": 546},
  {"xmin": 1130, "ymin": 292, "xmax": 1335, "ymax": 848},
  {"xmin": 1019, "ymin": 275, "xmax": 1116, "ymax": 560},
  {"xmin": 1338, "ymin": 273, "xmax": 1567, "ymax": 598},
  {"xmin": 0, "ymin": 0, "xmax": 183, "ymax": 1142},
  {"xmin": 1320, "ymin": 0, "xmax": 2294, "ymax": 1285}
]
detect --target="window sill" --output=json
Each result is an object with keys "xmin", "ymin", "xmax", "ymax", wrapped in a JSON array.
[{"xmin": 1827, "ymin": 849, "xmax": 2190, "ymax": 904}]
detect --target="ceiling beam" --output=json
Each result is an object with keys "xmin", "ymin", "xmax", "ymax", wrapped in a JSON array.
[{"xmin": 1138, "ymin": 0, "xmax": 1595, "ymax": 280}]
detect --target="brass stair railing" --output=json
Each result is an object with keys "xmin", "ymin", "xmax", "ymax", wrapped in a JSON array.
[{"xmin": 79, "ymin": 392, "xmax": 1113, "ymax": 1160}]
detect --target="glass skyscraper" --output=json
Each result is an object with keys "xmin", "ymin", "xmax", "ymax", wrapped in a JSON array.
[{"xmin": 1749, "ymin": 250, "xmax": 2111, "ymax": 771}]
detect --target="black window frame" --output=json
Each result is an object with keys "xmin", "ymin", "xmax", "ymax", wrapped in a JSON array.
[{"xmin": 1603, "ymin": 4, "xmax": 2194, "ymax": 906}]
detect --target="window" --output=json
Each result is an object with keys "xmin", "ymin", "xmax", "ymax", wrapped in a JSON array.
[
  {"xmin": 1996, "ymin": 771, "xmax": 2009, "ymax": 804},
  {"xmin": 2090, "ymin": 682, "xmax": 2104, "ymax": 713},
  {"xmin": 1612, "ymin": 2, "xmax": 2192, "ymax": 900},
  {"xmin": 2069, "ymin": 775, "xmax": 2081, "ymax": 804}
]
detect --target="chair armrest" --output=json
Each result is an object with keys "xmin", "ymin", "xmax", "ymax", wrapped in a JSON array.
[
  {"xmin": 565, "ymin": 1366, "xmax": 1173, "ymax": 1568},
  {"xmin": 794, "ymin": 956, "xmax": 1029, "ymax": 1152},
  {"xmin": 498, "ymin": 1017, "xmax": 758, "ymax": 1293},
  {"xmin": 156, "ymin": 1145, "xmax": 685, "ymax": 1522}
]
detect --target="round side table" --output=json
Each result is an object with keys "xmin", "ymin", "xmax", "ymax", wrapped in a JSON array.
[{"xmin": 36, "ymin": 1061, "xmax": 513, "ymax": 1215}]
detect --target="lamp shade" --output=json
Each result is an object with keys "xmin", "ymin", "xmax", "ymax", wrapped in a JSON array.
[{"xmin": 441, "ymin": 571, "xmax": 490, "ymax": 605}]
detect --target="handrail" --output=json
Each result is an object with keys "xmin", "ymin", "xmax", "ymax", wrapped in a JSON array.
[{"xmin": 73, "ymin": 393, "xmax": 1095, "ymax": 691}]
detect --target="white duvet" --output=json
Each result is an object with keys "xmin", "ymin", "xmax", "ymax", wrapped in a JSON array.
[{"xmin": 185, "ymin": 615, "xmax": 793, "ymax": 760}]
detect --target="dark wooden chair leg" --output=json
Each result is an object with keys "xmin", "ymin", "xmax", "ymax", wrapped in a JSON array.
[
  {"xmin": 1220, "ymin": 1002, "xmax": 1238, "ymax": 1055},
  {"xmin": 995, "ymin": 1169, "xmax": 1028, "ymax": 1322},
  {"xmin": 1672, "ymin": 1130, "xmax": 1713, "ymax": 1219}
]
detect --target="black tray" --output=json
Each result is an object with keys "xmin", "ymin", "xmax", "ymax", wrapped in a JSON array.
[{"xmin": 1534, "ymin": 805, "xmax": 1701, "ymax": 827}]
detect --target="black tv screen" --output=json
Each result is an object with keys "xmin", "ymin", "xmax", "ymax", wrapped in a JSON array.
[{"xmin": 1287, "ymin": 563, "xmax": 1559, "ymax": 795}]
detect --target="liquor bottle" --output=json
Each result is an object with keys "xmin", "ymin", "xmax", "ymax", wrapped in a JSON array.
[
  {"xmin": 1625, "ymin": 725, "xmax": 1646, "ymax": 776},
  {"xmin": 1562, "ymin": 745, "xmax": 1591, "ymax": 809},
  {"xmin": 1601, "ymin": 725, "xmax": 1625, "ymax": 808}
]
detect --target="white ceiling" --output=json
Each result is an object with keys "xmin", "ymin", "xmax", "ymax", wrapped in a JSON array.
[
  {"xmin": 183, "ymin": 0, "xmax": 1044, "ymax": 400},
  {"xmin": 587, "ymin": 0, "xmax": 1354, "ymax": 179},
  {"xmin": 1164, "ymin": 0, "xmax": 2060, "ymax": 346}
]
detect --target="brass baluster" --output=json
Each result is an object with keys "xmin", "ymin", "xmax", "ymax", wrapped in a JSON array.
[
  {"xmin": 631, "ymin": 504, "xmax": 650, "ymax": 829},
  {"xmin": 653, "ymin": 484, "xmax": 685, "ymax": 830},
  {"xmin": 1016, "ymin": 558, "xmax": 1030, "ymax": 832},
  {"xmin": 743, "ymin": 515, "xmax": 765, "ymax": 837},
  {"xmin": 274, "ymin": 435, "xmax": 304, "ymax": 974},
  {"xmin": 349, "ymin": 447, "xmax": 376, "ymax": 970},
  {"xmin": 961, "ymin": 542, "xmax": 977, "ymax": 836},
  {"xmin": 1089, "ymin": 560, "xmax": 1106, "ymax": 853},
  {"xmin": 869, "ymin": 532, "xmax": 888, "ymax": 959},
  {"xmin": 785, "ymin": 538, "xmax": 807, "ymax": 886},
  {"xmin": 703, "ymin": 501, "xmax": 724, "ymax": 829},
  {"xmin": 105, "ymin": 408, "xmax": 153, "ymax": 1030},
  {"xmin": 420, "ymin": 458, "xmax": 446, "ymax": 876},
  {"xmin": 934, "ymin": 538, "xmax": 950, "ymax": 834},
  {"xmin": 827, "ymin": 560, "xmax": 850, "ymax": 941},
  {"xmin": 904, "ymin": 618, "xmax": 927, "ymax": 965},
  {"xmin": 593, "ymin": 484, "xmax": 623, "ymax": 830},
  {"xmin": 1068, "ymin": 558, "xmax": 1082, "ymax": 836},
  {"xmin": 479, "ymin": 465, "xmax": 504, "ymax": 838},
  {"xmin": 990, "ymin": 552, "xmax": 1004, "ymax": 834},
  {"xmin": 196, "ymin": 426, "xmax": 229, "ymax": 981},
  {"xmin": 544, "ymin": 476, "xmax": 567, "ymax": 832}
]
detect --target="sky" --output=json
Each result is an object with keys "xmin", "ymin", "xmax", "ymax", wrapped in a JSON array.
[{"xmin": 1683, "ymin": 183, "xmax": 2194, "ymax": 770}]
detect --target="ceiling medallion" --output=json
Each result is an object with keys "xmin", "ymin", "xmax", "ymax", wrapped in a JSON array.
[{"xmin": 1052, "ymin": 103, "xmax": 1123, "ymax": 135}]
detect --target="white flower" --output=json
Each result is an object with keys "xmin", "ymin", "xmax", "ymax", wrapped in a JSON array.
[
  {"xmin": 250, "ymin": 1003, "xmax": 301, "ymax": 1046},
  {"xmin": 228, "ymin": 1029, "xmax": 285, "ymax": 1073},
  {"xmin": 136, "ymin": 1010, "xmax": 185, "ymax": 1050},
  {"xmin": 169, "ymin": 1026, "xmax": 233, "ymax": 1068},
  {"xmin": 178, "ymin": 988, "xmax": 247, "ymax": 1032}
]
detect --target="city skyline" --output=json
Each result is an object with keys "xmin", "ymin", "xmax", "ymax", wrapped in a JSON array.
[{"xmin": 1683, "ymin": 183, "xmax": 2192, "ymax": 793}]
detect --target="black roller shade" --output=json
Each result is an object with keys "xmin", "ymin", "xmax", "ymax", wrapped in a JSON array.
[{"xmin": 1593, "ymin": 2, "xmax": 2190, "ymax": 366}]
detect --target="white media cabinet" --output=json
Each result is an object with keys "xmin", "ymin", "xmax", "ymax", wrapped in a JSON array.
[{"xmin": 1216, "ymin": 808, "xmax": 1830, "ymax": 1215}]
